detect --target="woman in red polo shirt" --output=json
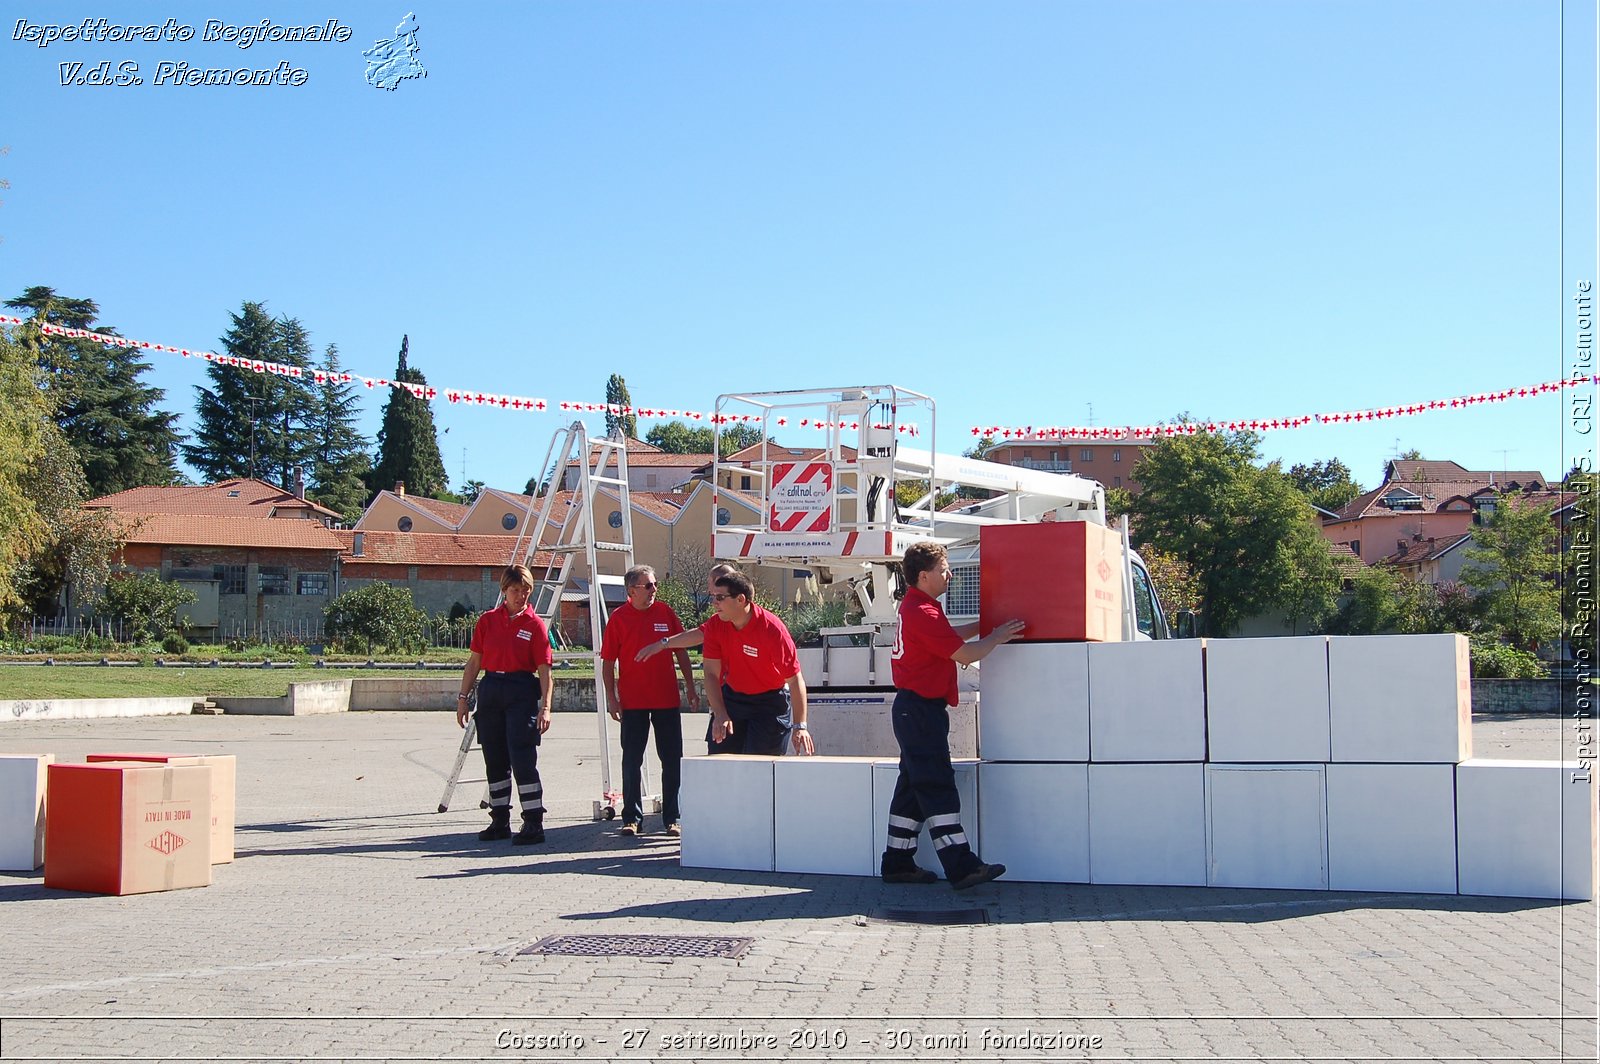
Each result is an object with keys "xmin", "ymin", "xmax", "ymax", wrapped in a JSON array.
[
  {"xmin": 456, "ymin": 565, "xmax": 554, "ymax": 844},
  {"xmin": 882, "ymin": 542, "xmax": 1023, "ymax": 889}
]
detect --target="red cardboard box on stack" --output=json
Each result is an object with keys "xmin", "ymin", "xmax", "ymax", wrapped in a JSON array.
[
  {"xmin": 979, "ymin": 522, "xmax": 1125, "ymax": 642},
  {"xmin": 44, "ymin": 761, "xmax": 212, "ymax": 896},
  {"xmin": 87, "ymin": 753, "xmax": 236, "ymax": 863}
]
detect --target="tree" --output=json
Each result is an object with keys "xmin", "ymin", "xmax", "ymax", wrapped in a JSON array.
[
  {"xmin": 99, "ymin": 571, "xmax": 195, "ymax": 642},
  {"xmin": 367, "ymin": 336, "xmax": 448, "ymax": 499},
  {"xmin": 1329, "ymin": 565, "xmax": 1435, "ymax": 635},
  {"xmin": 1128, "ymin": 428, "xmax": 1340, "ymax": 636},
  {"xmin": 1461, "ymin": 494, "xmax": 1562, "ymax": 650},
  {"xmin": 1136, "ymin": 545, "xmax": 1201, "ymax": 617},
  {"xmin": 0, "ymin": 325, "xmax": 55, "ymax": 618},
  {"xmin": 13, "ymin": 420, "xmax": 117, "ymax": 618},
  {"xmin": 459, "ymin": 479, "xmax": 486, "ymax": 503},
  {"xmin": 305, "ymin": 344, "xmax": 372, "ymax": 523},
  {"xmin": 1287, "ymin": 458, "xmax": 1364, "ymax": 513},
  {"xmin": 5, "ymin": 286, "xmax": 181, "ymax": 496},
  {"xmin": 262, "ymin": 317, "xmax": 320, "ymax": 488},
  {"xmin": 604, "ymin": 374, "xmax": 637, "ymax": 439},
  {"xmin": 184, "ymin": 302, "xmax": 318, "ymax": 486},
  {"xmin": 323, "ymin": 581, "xmax": 428, "ymax": 653},
  {"xmin": 644, "ymin": 420, "xmax": 764, "ymax": 456}
]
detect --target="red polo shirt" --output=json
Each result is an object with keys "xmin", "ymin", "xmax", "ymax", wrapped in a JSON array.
[
  {"xmin": 470, "ymin": 604, "xmax": 553, "ymax": 673},
  {"xmin": 599, "ymin": 600, "xmax": 686, "ymax": 709},
  {"xmin": 701, "ymin": 604, "xmax": 799, "ymax": 695},
  {"xmin": 891, "ymin": 587, "xmax": 965, "ymax": 706}
]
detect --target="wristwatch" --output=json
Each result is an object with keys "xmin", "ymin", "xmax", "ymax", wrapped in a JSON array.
[{"xmin": 794, "ymin": 722, "xmax": 809, "ymax": 731}]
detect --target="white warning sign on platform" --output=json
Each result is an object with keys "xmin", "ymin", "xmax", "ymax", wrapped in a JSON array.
[{"xmin": 768, "ymin": 461, "xmax": 834, "ymax": 533}]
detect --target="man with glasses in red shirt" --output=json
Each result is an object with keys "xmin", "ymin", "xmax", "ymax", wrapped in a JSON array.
[
  {"xmin": 456, "ymin": 564, "xmax": 556, "ymax": 845},
  {"xmin": 883, "ymin": 542, "xmax": 1023, "ymax": 889},
  {"xmin": 600, "ymin": 565, "xmax": 699, "ymax": 837},
  {"xmin": 700, "ymin": 570, "xmax": 815, "ymax": 757}
]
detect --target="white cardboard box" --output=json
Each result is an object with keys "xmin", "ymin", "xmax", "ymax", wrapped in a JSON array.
[
  {"xmin": 1206, "ymin": 764, "xmax": 1329, "ymax": 890},
  {"xmin": 1205, "ymin": 637, "xmax": 1330, "ymax": 763},
  {"xmin": 1088, "ymin": 763, "xmax": 1207, "ymax": 886},
  {"xmin": 979, "ymin": 643, "xmax": 1089, "ymax": 762},
  {"xmin": 1328, "ymin": 634, "xmax": 1472, "ymax": 763},
  {"xmin": 0, "ymin": 753, "xmax": 52, "ymax": 871},
  {"xmin": 1456, "ymin": 759, "xmax": 1597, "ymax": 900},
  {"xmin": 1088, "ymin": 641, "xmax": 1207, "ymax": 762},
  {"xmin": 679, "ymin": 755, "xmax": 776, "ymax": 872},
  {"xmin": 872, "ymin": 758, "xmax": 981, "ymax": 876},
  {"xmin": 774, "ymin": 757, "xmax": 877, "ymax": 876},
  {"xmin": 1326, "ymin": 763, "xmax": 1457, "ymax": 894},
  {"xmin": 977, "ymin": 762, "xmax": 1089, "ymax": 883}
]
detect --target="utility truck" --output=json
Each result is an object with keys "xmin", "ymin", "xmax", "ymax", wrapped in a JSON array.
[{"xmin": 706, "ymin": 385, "xmax": 1172, "ymax": 756}]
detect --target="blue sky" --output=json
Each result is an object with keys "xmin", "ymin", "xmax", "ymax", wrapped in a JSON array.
[{"xmin": 2, "ymin": 1, "xmax": 1595, "ymax": 498}]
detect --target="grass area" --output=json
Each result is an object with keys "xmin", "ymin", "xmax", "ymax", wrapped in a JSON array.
[{"xmin": 0, "ymin": 664, "xmax": 471, "ymax": 700}]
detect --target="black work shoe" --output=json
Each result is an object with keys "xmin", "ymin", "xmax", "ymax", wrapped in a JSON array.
[
  {"xmin": 478, "ymin": 822, "xmax": 511, "ymax": 842},
  {"xmin": 882, "ymin": 867, "xmax": 939, "ymax": 885},
  {"xmin": 513, "ymin": 818, "xmax": 545, "ymax": 846},
  {"xmin": 951, "ymin": 862, "xmax": 1007, "ymax": 891}
]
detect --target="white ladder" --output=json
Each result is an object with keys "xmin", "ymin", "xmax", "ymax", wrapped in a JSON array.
[{"xmin": 436, "ymin": 421, "xmax": 637, "ymax": 817}]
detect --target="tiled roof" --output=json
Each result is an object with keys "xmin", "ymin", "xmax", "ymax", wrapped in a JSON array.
[
  {"xmin": 721, "ymin": 443, "xmax": 857, "ymax": 464},
  {"xmin": 402, "ymin": 495, "xmax": 472, "ymax": 524},
  {"xmin": 1327, "ymin": 467, "xmax": 1553, "ymax": 523},
  {"xmin": 87, "ymin": 479, "xmax": 341, "ymax": 521},
  {"xmin": 341, "ymin": 531, "xmax": 553, "ymax": 568},
  {"xmin": 625, "ymin": 452, "xmax": 713, "ymax": 467},
  {"xmin": 1381, "ymin": 532, "xmax": 1474, "ymax": 567},
  {"xmin": 626, "ymin": 491, "xmax": 691, "ymax": 521},
  {"xmin": 114, "ymin": 513, "xmax": 346, "ymax": 550},
  {"xmin": 1326, "ymin": 541, "xmax": 1366, "ymax": 576}
]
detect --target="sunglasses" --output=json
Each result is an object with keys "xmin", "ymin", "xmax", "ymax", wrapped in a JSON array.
[
  {"xmin": 629, "ymin": 582, "xmax": 657, "ymax": 591},
  {"xmin": 710, "ymin": 592, "xmax": 733, "ymax": 602}
]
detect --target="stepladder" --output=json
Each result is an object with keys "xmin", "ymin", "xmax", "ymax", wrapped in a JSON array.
[{"xmin": 435, "ymin": 421, "xmax": 648, "ymax": 820}]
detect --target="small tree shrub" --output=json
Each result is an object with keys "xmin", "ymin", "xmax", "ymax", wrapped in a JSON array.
[
  {"xmin": 1469, "ymin": 636, "xmax": 1546, "ymax": 679},
  {"xmin": 324, "ymin": 582, "xmax": 428, "ymax": 653}
]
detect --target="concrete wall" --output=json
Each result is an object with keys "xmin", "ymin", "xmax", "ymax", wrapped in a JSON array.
[
  {"xmin": 0, "ymin": 697, "xmax": 197, "ymax": 723},
  {"xmin": 1471, "ymin": 679, "xmax": 1572, "ymax": 714},
  {"xmin": 212, "ymin": 680, "xmax": 353, "ymax": 716}
]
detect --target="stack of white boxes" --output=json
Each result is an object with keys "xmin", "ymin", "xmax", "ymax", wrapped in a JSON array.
[{"xmin": 681, "ymin": 632, "xmax": 1596, "ymax": 900}]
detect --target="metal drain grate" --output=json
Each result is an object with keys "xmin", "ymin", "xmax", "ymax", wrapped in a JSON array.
[
  {"xmin": 873, "ymin": 908, "xmax": 990, "ymax": 925},
  {"xmin": 519, "ymin": 934, "xmax": 754, "ymax": 960}
]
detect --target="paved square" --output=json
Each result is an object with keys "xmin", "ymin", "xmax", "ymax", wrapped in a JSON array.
[{"xmin": 0, "ymin": 710, "xmax": 1592, "ymax": 1062}]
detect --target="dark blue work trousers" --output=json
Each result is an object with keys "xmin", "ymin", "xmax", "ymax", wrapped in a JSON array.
[
  {"xmin": 884, "ymin": 689, "xmax": 979, "ymax": 880},
  {"xmin": 475, "ymin": 672, "xmax": 543, "ymax": 823},
  {"xmin": 619, "ymin": 708, "xmax": 683, "ymax": 826}
]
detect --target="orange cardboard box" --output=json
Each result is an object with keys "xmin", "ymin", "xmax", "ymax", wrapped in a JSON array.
[
  {"xmin": 86, "ymin": 753, "xmax": 236, "ymax": 863},
  {"xmin": 44, "ymin": 762, "xmax": 212, "ymax": 895},
  {"xmin": 979, "ymin": 522, "xmax": 1126, "ymax": 642}
]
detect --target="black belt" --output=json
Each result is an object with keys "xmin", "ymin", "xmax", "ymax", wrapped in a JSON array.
[{"xmin": 484, "ymin": 670, "xmax": 534, "ymax": 677}]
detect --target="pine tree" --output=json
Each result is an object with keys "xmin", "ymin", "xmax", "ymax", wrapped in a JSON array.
[
  {"xmin": 605, "ymin": 374, "xmax": 637, "ymax": 439},
  {"xmin": 306, "ymin": 344, "xmax": 372, "ymax": 523},
  {"xmin": 367, "ymin": 336, "xmax": 448, "ymax": 499},
  {"xmin": 262, "ymin": 317, "xmax": 320, "ymax": 489},
  {"xmin": 4, "ymin": 286, "xmax": 181, "ymax": 497},
  {"xmin": 183, "ymin": 302, "xmax": 318, "ymax": 486}
]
